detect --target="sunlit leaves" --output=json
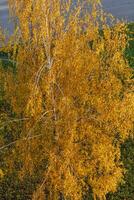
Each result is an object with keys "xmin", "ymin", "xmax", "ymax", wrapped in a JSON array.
[{"xmin": 0, "ymin": 0, "xmax": 133, "ymax": 199}]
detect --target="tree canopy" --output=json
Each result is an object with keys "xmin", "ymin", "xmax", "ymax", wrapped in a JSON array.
[{"xmin": 0, "ymin": 1, "xmax": 134, "ymax": 200}]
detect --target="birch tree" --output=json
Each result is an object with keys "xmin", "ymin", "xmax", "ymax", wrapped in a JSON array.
[{"xmin": 0, "ymin": 0, "xmax": 134, "ymax": 199}]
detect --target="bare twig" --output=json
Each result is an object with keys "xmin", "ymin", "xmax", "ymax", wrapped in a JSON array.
[
  {"xmin": 26, "ymin": 110, "xmax": 53, "ymax": 139},
  {"xmin": 0, "ymin": 110, "xmax": 53, "ymax": 151},
  {"xmin": 0, "ymin": 117, "xmax": 29, "ymax": 130}
]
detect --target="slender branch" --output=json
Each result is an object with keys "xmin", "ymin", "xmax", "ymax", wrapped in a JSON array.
[
  {"xmin": 0, "ymin": 110, "xmax": 53, "ymax": 151},
  {"xmin": 55, "ymin": 82, "xmax": 64, "ymax": 96},
  {"xmin": 0, "ymin": 117, "xmax": 30, "ymax": 130},
  {"xmin": 0, "ymin": 133, "xmax": 49, "ymax": 151},
  {"xmin": 39, "ymin": 166, "xmax": 51, "ymax": 190},
  {"xmin": 0, "ymin": 140, "xmax": 18, "ymax": 151},
  {"xmin": 26, "ymin": 110, "xmax": 53, "ymax": 139},
  {"xmin": 34, "ymin": 58, "xmax": 53, "ymax": 91}
]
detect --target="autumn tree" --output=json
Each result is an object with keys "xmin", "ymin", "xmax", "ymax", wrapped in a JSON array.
[{"xmin": 0, "ymin": 0, "xmax": 134, "ymax": 200}]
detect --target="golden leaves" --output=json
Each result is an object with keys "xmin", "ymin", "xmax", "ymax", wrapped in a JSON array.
[
  {"xmin": 0, "ymin": 0, "xmax": 133, "ymax": 200},
  {"xmin": 26, "ymin": 85, "xmax": 43, "ymax": 118},
  {"xmin": 0, "ymin": 169, "xmax": 4, "ymax": 178}
]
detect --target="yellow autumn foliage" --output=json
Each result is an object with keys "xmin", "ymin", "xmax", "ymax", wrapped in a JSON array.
[
  {"xmin": 0, "ymin": 0, "xmax": 133, "ymax": 200},
  {"xmin": 0, "ymin": 169, "xmax": 4, "ymax": 178}
]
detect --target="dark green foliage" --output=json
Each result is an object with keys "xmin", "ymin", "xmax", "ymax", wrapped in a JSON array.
[
  {"xmin": 0, "ymin": 173, "xmax": 40, "ymax": 200},
  {"xmin": 107, "ymin": 138, "xmax": 134, "ymax": 200},
  {"xmin": 0, "ymin": 51, "xmax": 16, "ymax": 71},
  {"xmin": 125, "ymin": 23, "xmax": 134, "ymax": 78},
  {"xmin": 107, "ymin": 23, "xmax": 134, "ymax": 200}
]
